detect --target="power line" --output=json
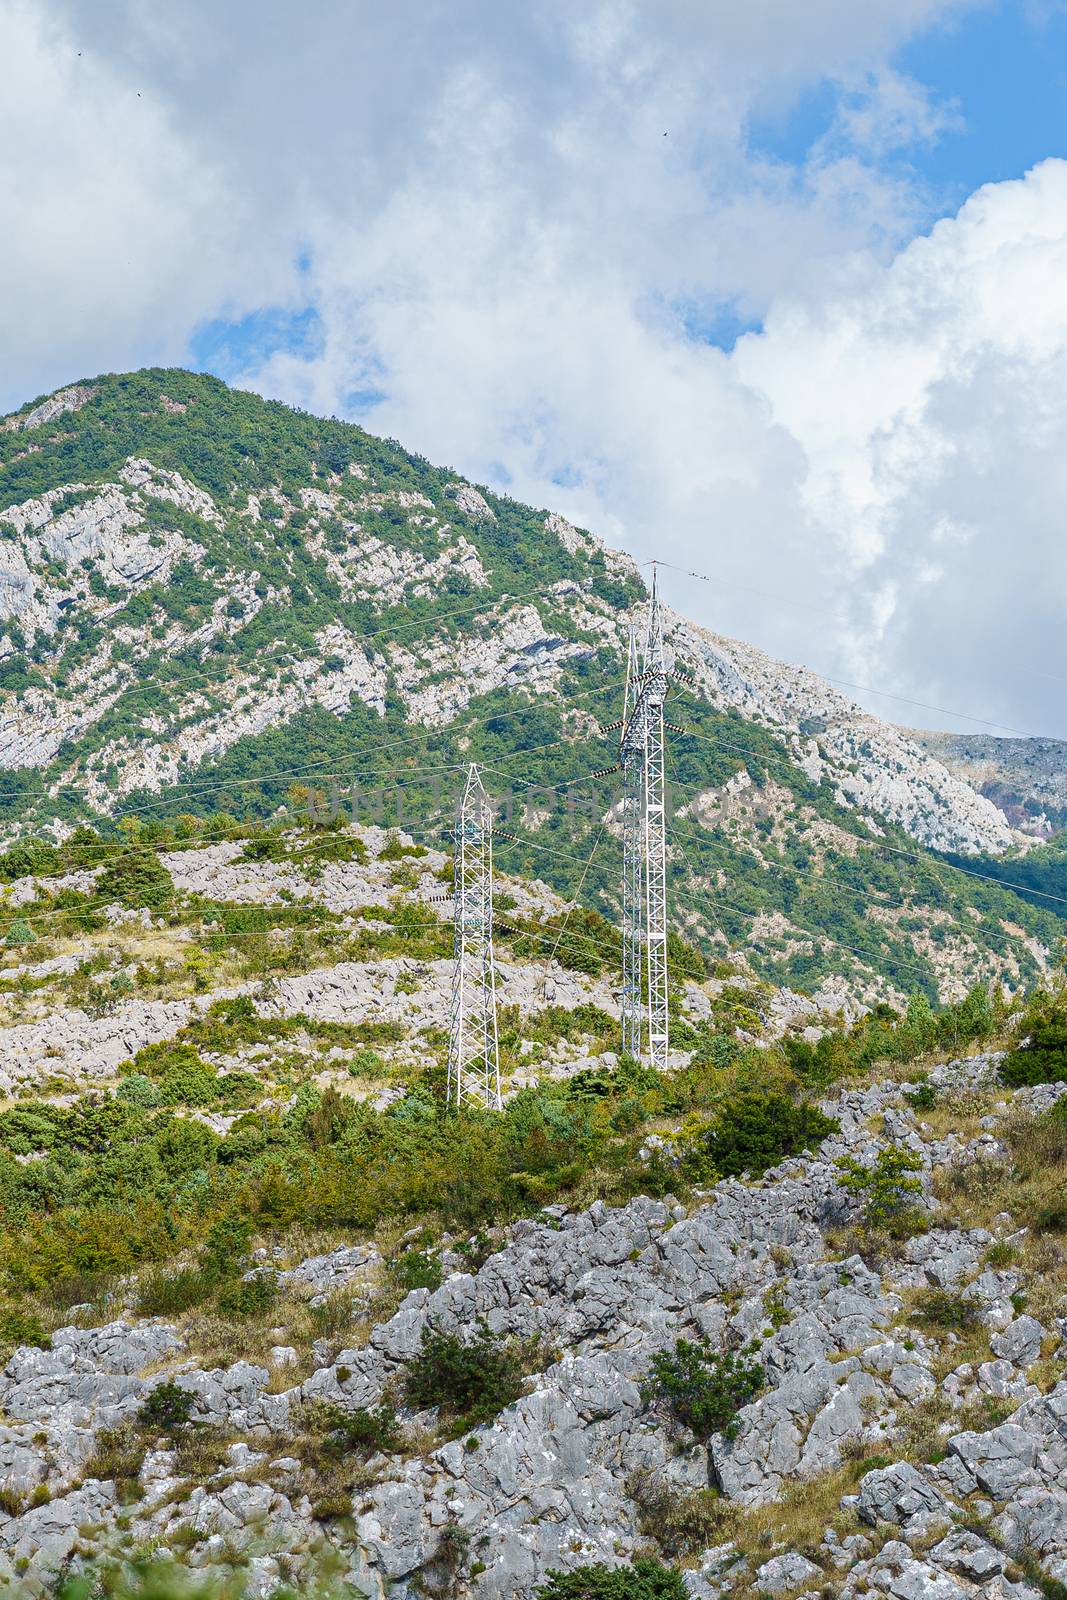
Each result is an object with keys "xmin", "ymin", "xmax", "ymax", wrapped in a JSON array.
[
  {"xmin": 652, "ymin": 557, "xmax": 1059, "ymax": 741},
  {"xmin": 664, "ymin": 718, "xmax": 1067, "ymax": 911}
]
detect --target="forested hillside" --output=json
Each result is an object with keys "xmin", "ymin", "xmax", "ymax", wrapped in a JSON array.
[{"xmin": 0, "ymin": 369, "xmax": 1063, "ymax": 1002}]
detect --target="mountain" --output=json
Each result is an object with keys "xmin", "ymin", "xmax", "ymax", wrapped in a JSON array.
[
  {"xmin": 908, "ymin": 728, "xmax": 1067, "ymax": 838},
  {"xmin": 0, "ymin": 368, "xmax": 1062, "ymax": 1001},
  {"xmin": 0, "ymin": 806, "xmax": 1063, "ymax": 1598},
  {"xmin": 5, "ymin": 373, "xmax": 1067, "ymax": 1599}
]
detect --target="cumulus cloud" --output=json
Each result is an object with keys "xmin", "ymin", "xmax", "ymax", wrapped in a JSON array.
[
  {"xmin": 0, "ymin": 0, "xmax": 292, "ymax": 406},
  {"xmin": 736, "ymin": 159, "xmax": 1067, "ymax": 733}
]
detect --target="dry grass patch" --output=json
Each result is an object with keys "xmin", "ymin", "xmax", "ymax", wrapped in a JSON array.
[{"xmin": 631, "ymin": 1460, "xmax": 870, "ymax": 1572}]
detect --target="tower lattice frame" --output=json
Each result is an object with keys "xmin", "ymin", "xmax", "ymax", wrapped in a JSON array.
[
  {"xmin": 446, "ymin": 764, "xmax": 502, "ymax": 1110},
  {"xmin": 618, "ymin": 571, "xmax": 670, "ymax": 1071}
]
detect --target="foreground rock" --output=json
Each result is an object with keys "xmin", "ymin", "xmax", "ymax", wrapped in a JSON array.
[{"xmin": 1, "ymin": 1059, "xmax": 1064, "ymax": 1597}]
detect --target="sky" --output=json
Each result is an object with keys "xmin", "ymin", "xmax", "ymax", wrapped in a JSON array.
[{"xmin": 3, "ymin": 0, "xmax": 1067, "ymax": 738}]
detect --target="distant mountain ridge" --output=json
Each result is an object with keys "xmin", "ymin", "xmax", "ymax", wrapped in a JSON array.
[
  {"xmin": 907, "ymin": 728, "xmax": 1067, "ymax": 838},
  {"xmin": 0, "ymin": 368, "xmax": 1060, "ymax": 999}
]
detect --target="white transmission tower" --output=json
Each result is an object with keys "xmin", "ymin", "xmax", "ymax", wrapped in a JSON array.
[
  {"xmin": 618, "ymin": 570, "xmax": 671, "ymax": 1071},
  {"xmin": 446, "ymin": 764, "xmax": 502, "ymax": 1111}
]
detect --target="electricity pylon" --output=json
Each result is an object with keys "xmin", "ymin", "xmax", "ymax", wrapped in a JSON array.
[
  {"xmin": 618, "ymin": 570, "xmax": 670, "ymax": 1070},
  {"xmin": 446, "ymin": 764, "xmax": 502, "ymax": 1111}
]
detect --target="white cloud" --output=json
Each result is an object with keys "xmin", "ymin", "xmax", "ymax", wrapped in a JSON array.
[
  {"xmin": 12, "ymin": 0, "xmax": 1065, "ymax": 736},
  {"xmin": 0, "ymin": 0, "xmax": 291, "ymax": 406},
  {"xmin": 733, "ymin": 159, "xmax": 1067, "ymax": 732}
]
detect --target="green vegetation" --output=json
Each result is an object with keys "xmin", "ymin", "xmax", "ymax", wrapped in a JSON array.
[
  {"xmin": 644, "ymin": 1339, "xmax": 764, "ymax": 1441},
  {"xmin": 137, "ymin": 1380, "xmax": 195, "ymax": 1433},
  {"xmin": 1002, "ymin": 995, "xmax": 1067, "ymax": 1086},
  {"xmin": 0, "ymin": 366, "xmax": 1061, "ymax": 998},
  {"xmin": 836, "ymin": 1146, "xmax": 926, "ymax": 1237},
  {"xmin": 535, "ymin": 1559, "xmax": 687, "ymax": 1600},
  {"xmin": 677, "ymin": 1090, "xmax": 839, "ymax": 1182},
  {"xmin": 401, "ymin": 1322, "xmax": 535, "ymax": 1433},
  {"xmin": 910, "ymin": 1288, "xmax": 982, "ymax": 1333}
]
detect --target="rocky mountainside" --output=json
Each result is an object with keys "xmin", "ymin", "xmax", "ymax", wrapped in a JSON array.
[
  {"xmin": 1, "ymin": 369, "xmax": 1061, "ymax": 1001},
  {"xmin": 2, "ymin": 798, "xmax": 1067, "ymax": 1597},
  {"xmin": 909, "ymin": 730, "xmax": 1067, "ymax": 839},
  {"xmin": 4, "ymin": 988, "xmax": 1067, "ymax": 1597}
]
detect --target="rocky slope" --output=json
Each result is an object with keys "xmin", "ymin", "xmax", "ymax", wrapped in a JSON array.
[
  {"xmin": 0, "ymin": 376, "xmax": 1012, "ymax": 858},
  {"xmin": 4, "ymin": 1052, "xmax": 1067, "ymax": 1599},
  {"xmin": 910, "ymin": 730, "xmax": 1067, "ymax": 838},
  {"xmin": 1, "ymin": 369, "xmax": 1058, "ymax": 1001}
]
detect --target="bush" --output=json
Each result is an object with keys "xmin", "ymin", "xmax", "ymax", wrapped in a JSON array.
[
  {"xmin": 402, "ymin": 1323, "xmax": 525, "ymax": 1428},
  {"xmin": 138, "ymin": 1379, "xmax": 195, "ymax": 1432},
  {"xmin": 389, "ymin": 1247, "xmax": 443, "ymax": 1294},
  {"xmin": 115, "ymin": 1073, "xmax": 162, "ymax": 1109},
  {"xmin": 911, "ymin": 1288, "xmax": 982, "ymax": 1332},
  {"xmin": 0, "ymin": 1306, "xmax": 50, "ymax": 1350},
  {"xmin": 312, "ymin": 1402, "xmax": 401, "ymax": 1458},
  {"xmin": 536, "ymin": 1560, "xmax": 687, "ymax": 1600},
  {"xmin": 681, "ymin": 1091, "xmax": 839, "ymax": 1181},
  {"xmin": 903, "ymin": 1077, "xmax": 938, "ymax": 1111},
  {"xmin": 137, "ymin": 1266, "xmax": 216, "ymax": 1317},
  {"xmin": 97, "ymin": 850, "xmax": 174, "ymax": 913},
  {"xmin": 217, "ymin": 1272, "xmax": 277, "ymax": 1318},
  {"xmin": 836, "ymin": 1145, "xmax": 926, "ymax": 1237},
  {"xmin": 644, "ymin": 1339, "xmax": 764, "ymax": 1440},
  {"xmin": 629, "ymin": 1471, "xmax": 729, "ymax": 1558},
  {"xmin": 4, "ymin": 918, "xmax": 35, "ymax": 947},
  {"xmin": 378, "ymin": 833, "xmax": 427, "ymax": 861},
  {"xmin": 240, "ymin": 834, "xmax": 288, "ymax": 863},
  {"xmin": 1002, "ymin": 1005, "xmax": 1067, "ymax": 1087}
]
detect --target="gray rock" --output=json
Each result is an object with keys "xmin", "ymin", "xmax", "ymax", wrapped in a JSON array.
[
  {"xmin": 992, "ymin": 1315, "xmax": 1044, "ymax": 1367},
  {"xmin": 754, "ymin": 1552, "xmax": 821, "ymax": 1593},
  {"xmin": 947, "ymin": 1423, "xmax": 1039, "ymax": 1500},
  {"xmin": 856, "ymin": 1461, "xmax": 948, "ymax": 1528},
  {"xmin": 929, "ymin": 1527, "xmax": 1005, "ymax": 1581}
]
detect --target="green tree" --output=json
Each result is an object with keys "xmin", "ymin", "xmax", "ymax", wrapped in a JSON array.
[{"xmin": 836, "ymin": 1145, "xmax": 925, "ymax": 1236}]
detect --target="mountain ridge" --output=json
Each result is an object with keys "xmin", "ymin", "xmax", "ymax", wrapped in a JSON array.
[{"xmin": 0, "ymin": 368, "xmax": 1059, "ymax": 1001}]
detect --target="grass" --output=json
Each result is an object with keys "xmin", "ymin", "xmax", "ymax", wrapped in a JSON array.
[{"xmin": 630, "ymin": 1459, "xmax": 870, "ymax": 1571}]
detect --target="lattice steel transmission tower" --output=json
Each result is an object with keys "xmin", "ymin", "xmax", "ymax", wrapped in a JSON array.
[
  {"xmin": 617, "ymin": 570, "xmax": 671, "ymax": 1071},
  {"xmin": 446, "ymin": 764, "xmax": 502, "ymax": 1111}
]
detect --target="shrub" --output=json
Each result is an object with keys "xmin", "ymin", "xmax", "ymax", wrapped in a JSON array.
[
  {"xmin": 138, "ymin": 1379, "xmax": 195, "ymax": 1432},
  {"xmin": 836, "ymin": 1145, "xmax": 926, "ymax": 1237},
  {"xmin": 348, "ymin": 1046, "xmax": 385, "ymax": 1077},
  {"xmin": 628, "ymin": 1470, "xmax": 729, "ymax": 1559},
  {"xmin": 311, "ymin": 1402, "xmax": 402, "ymax": 1458},
  {"xmin": 124, "ymin": 1040, "xmax": 204, "ymax": 1080},
  {"xmin": 157, "ymin": 1061, "xmax": 222, "ymax": 1107},
  {"xmin": 137, "ymin": 1266, "xmax": 216, "ymax": 1317},
  {"xmin": 402, "ymin": 1323, "xmax": 524, "ymax": 1428},
  {"xmin": 1035, "ymin": 1200, "xmax": 1067, "ymax": 1234},
  {"xmin": 83, "ymin": 1424, "xmax": 146, "ymax": 1501},
  {"xmin": 903, "ymin": 1077, "xmax": 938, "ymax": 1111},
  {"xmin": 97, "ymin": 850, "xmax": 174, "ymax": 913},
  {"xmin": 1002, "ymin": 994, "xmax": 1067, "ymax": 1087},
  {"xmin": 4, "ymin": 918, "xmax": 35, "ymax": 947},
  {"xmin": 115, "ymin": 1073, "xmax": 162, "ymax": 1109},
  {"xmin": 536, "ymin": 1559, "xmax": 687, "ymax": 1600},
  {"xmin": 241, "ymin": 834, "xmax": 288, "ymax": 863},
  {"xmin": 911, "ymin": 1288, "xmax": 982, "ymax": 1332},
  {"xmin": 378, "ymin": 833, "xmax": 427, "ymax": 861},
  {"xmin": 681, "ymin": 1091, "xmax": 839, "ymax": 1181},
  {"xmin": 0, "ymin": 1306, "xmax": 50, "ymax": 1350},
  {"xmin": 200, "ymin": 1213, "xmax": 252, "ymax": 1278},
  {"xmin": 217, "ymin": 1272, "xmax": 277, "ymax": 1318},
  {"xmin": 389, "ymin": 1247, "xmax": 443, "ymax": 1294},
  {"xmin": 644, "ymin": 1339, "xmax": 764, "ymax": 1440}
]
